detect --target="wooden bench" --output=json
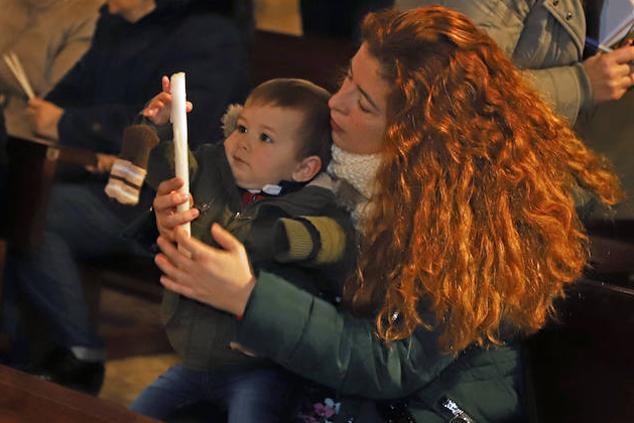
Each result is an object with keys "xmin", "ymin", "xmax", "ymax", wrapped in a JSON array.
[
  {"xmin": 524, "ymin": 278, "xmax": 634, "ymax": 423},
  {"xmin": 0, "ymin": 364, "xmax": 160, "ymax": 423}
]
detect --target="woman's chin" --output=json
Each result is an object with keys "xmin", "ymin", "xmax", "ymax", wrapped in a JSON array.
[{"xmin": 332, "ymin": 133, "xmax": 346, "ymax": 150}]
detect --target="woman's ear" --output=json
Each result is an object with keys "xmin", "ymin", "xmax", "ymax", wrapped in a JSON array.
[{"xmin": 292, "ymin": 155, "xmax": 322, "ymax": 183}]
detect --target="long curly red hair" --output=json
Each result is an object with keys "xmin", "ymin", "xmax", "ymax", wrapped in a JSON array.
[{"xmin": 344, "ymin": 6, "xmax": 624, "ymax": 353}]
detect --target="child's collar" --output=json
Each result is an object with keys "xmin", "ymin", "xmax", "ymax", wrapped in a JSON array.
[
  {"xmin": 244, "ymin": 180, "xmax": 305, "ymax": 197},
  {"xmin": 246, "ymin": 184, "xmax": 282, "ymax": 196}
]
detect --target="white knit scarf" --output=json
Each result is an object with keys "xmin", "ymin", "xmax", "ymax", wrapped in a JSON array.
[{"xmin": 327, "ymin": 144, "xmax": 382, "ymax": 229}]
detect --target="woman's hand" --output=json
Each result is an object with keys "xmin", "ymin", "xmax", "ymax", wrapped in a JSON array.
[
  {"xmin": 153, "ymin": 177, "xmax": 199, "ymax": 241},
  {"xmin": 155, "ymin": 223, "xmax": 256, "ymax": 317},
  {"xmin": 142, "ymin": 75, "xmax": 193, "ymax": 125},
  {"xmin": 583, "ymin": 44, "xmax": 634, "ymax": 104},
  {"xmin": 26, "ymin": 97, "xmax": 63, "ymax": 140}
]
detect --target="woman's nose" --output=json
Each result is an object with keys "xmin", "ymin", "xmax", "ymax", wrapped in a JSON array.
[{"xmin": 329, "ymin": 83, "xmax": 349, "ymax": 114}]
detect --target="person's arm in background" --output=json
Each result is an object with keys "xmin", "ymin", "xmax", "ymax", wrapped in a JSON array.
[
  {"xmin": 28, "ymin": 12, "xmax": 103, "ymax": 143},
  {"xmin": 395, "ymin": 0, "xmax": 634, "ymax": 124},
  {"xmin": 21, "ymin": 1, "xmax": 101, "ymax": 141},
  {"xmin": 1, "ymin": 0, "xmax": 100, "ymax": 140},
  {"xmin": 42, "ymin": 0, "xmax": 102, "ymax": 97}
]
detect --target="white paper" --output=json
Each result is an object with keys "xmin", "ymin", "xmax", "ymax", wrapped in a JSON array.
[
  {"xmin": 170, "ymin": 72, "xmax": 190, "ymax": 236},
  {"xmin": 599, "ymin": 0, "xmax": 634, "ymax": 47}
]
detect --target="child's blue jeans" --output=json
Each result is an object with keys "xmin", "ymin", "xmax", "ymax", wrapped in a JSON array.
[{"xmin": 130, "ymin": 364, "xmax": 299, "ymax": 423}]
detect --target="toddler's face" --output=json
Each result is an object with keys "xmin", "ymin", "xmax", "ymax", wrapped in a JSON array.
[{"xmin": 224, "ymin": 104, "xmax": 305, "ymax": 190}]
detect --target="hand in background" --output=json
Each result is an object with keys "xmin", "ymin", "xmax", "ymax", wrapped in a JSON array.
[
  {"xmin": 142, "ymin": 75, "xmax": 193, "ymax": 126},
  {"xmin": 583, "ymin": 44, "xmax": 634, "ymax": 104},
  {"xmin": 26, "ymin": 97, "xmax": 63, "ymax": 140},
  {"xmin": 85, "ymin": 153, "xmax": 117, "ymax": 174},
  {"xmin": 153, "ymin": 177, "xmax": 198, "ymax": 242},
  {"xmin": 155, "ymin": 223, "xmax": 255, "ymax": 318}
]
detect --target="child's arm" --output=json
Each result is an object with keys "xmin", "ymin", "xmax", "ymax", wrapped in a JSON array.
[{"xmin": 272, "ymin": 214, "xmax": 356, "ymax": 269}]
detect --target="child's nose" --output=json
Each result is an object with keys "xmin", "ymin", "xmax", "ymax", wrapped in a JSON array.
[{"xmin": 239, "ymin": 138, "xmax": 250, "ymax": 151}]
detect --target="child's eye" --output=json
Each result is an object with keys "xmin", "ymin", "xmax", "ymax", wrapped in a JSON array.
[
  {"xmin": 237, "ymin": 124, "xmax": 247, "ymax": 133},
  {"xmin": 259, "ymin": 133, "xmax": 273, "ymax": 143}
]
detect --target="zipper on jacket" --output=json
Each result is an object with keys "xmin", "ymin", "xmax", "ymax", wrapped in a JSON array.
[{"xmin": 438, "ymin": 396, "xmax": 475, "ymax": 422}]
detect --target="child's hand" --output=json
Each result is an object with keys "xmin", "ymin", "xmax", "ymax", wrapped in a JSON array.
[
  {"xmin": 153, "ymin": 177, "xmax": 198, "ymax": 242},
  {"xmin": 143, "ymin": 75, "xmax": 193, "ymax": 125}
]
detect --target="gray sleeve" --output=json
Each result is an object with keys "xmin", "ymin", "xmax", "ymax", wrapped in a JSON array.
[
  {"xmin": 523, "ymin": 64, "xmax": 593, "ymax": 124},
  {"xmin": 394, "ymin": 0, "xmax": 592, "ymax": 123}
]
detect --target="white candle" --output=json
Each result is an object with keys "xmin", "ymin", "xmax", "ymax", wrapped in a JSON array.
[{"xmin": 170, "ymin": 72, "xmax": 190, "ymax": 236}]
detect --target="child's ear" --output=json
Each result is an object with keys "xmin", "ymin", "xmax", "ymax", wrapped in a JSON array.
[{"xmin": 291, "ymin": 155, "xmax": 322, "ymax": 183}]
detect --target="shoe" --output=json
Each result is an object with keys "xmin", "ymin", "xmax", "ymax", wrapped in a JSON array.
[{"xmin": 34, "ymin": 348, "xmax": 105, "ymax": 396}]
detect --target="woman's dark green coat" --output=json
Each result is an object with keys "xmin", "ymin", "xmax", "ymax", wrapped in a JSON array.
[{"xmin": 236, "ymin": 272, "xmax": 523, "ymax": 422}]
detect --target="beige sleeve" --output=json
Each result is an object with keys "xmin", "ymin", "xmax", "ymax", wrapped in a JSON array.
[{"xmin": 45, "ymin": 0, "xmax": 102, "ymax": 94}]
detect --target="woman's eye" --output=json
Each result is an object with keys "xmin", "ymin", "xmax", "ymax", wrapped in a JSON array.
[
  {"xmin": 259, "ymin": 133, "xmax": 273, "ymax": 143},
  {"xmin": 237, "ymin": 124, "xmax": 247, "ymax": 133},
  {"xmin": 358, "ymin": 100, "xmax": 370, "ymax": 113}
]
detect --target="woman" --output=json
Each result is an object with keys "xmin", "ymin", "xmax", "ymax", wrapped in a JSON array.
[{"xmin": 152, "ymin": 6, "xmax": 622, "ymax": 422}]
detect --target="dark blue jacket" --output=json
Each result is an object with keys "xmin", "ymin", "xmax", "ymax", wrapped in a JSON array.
[{"xmin": 47, "ymin": 0, "xmax": 249, "ymax": 153}]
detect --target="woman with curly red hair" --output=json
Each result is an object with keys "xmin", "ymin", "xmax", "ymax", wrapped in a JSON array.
[{"xmin": 150, "ymin": 6, "xmax": 622, "ymax": 422}]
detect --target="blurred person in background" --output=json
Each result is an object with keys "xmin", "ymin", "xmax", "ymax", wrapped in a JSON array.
[{"xmin": 2, "ymin": 0, "xmax": 250, "ymax": 396}]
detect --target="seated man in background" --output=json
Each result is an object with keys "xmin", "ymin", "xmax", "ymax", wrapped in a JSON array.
[
  {"xmin": 27, "ymin": 0, "xmax": 249, "ymax": 148},
  {"xmin": 1, "ymin": 0, "xmax": 250, "ymax": 395}
]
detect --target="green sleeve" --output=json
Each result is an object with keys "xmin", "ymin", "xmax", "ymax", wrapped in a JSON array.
[{"xmin": 236, "ymin": 271, "xmax": 455, "ymax": 399}]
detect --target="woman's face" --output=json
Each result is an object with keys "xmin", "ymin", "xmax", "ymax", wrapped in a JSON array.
[
  {"xmin": 328, "ymin": 43, "xmax": 390, "ymax": 155},
  {"xmin": 107, "ymin": 0, "xmax": 155, "ymax": 23}
]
